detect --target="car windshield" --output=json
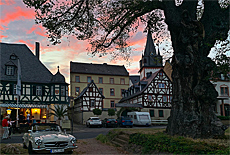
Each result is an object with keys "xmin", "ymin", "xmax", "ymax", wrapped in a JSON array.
[
  {"xmin": 32, "ymin": 124, "xmax": 61, "ymax": 132},
  {"xmin": 91, "ymin": 118, "xmax": 99, "ymax": 120},
  {"xmin": 122, "ymin": 117, "xmax": 131, "ymax": 120}
]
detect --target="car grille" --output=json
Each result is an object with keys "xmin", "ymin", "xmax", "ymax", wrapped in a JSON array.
[{"xmin": 44, "ymin": 141, "xmax": 68, "ymax": 148}]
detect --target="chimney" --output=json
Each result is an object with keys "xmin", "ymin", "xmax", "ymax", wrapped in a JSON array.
[{"xmin": 35, "ymin": 42, "xmax": 40, "ymax": 60}]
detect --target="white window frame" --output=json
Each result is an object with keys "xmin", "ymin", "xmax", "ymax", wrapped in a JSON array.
[
  {"xmin": 36, "ymin": 86, "xmax": 42, "ymax": 96},
  {"xmin": 6, "ymin": 66, "xmax": 14, "ymax": 75}
]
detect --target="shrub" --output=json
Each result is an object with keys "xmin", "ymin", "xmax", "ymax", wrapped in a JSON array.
[
  {"xmin": 108, "ymin": 109, "xmax": 115, "ymax": 117},
  {"xmin": 93, "ymin": 108, "xmax": 102, "ymax": 116},
  {"xmin": 217, "ymin": 116, "xmax": 230, "ymax": 120},
  {"xmin": 129, "ymin": 132, "xmax": 229, "ymax": 154}
]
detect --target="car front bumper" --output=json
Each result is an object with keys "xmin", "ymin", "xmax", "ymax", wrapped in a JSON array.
[{"xmin": 33, "ymin": 145, "xmax": 78, "ymax": 153}]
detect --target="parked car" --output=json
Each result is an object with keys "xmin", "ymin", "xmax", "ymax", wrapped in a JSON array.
[
  {"xmin": 86, "ymin": 117, "xmax": 102, "ymax": 128},
  {"xmin": 102, "ymin": 118, "xmax": 118, "ymax": 128},
  {"xmin": 22, "ymin": 123, "xmax": 77, "ymax": 154},
  {"xmin": 117, "ymin": 117, "xmax": 133, "ymax": 127}
]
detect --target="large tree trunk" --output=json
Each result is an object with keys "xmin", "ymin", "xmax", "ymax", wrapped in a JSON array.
[{"xmin": 163, "ymin": 0, "xmax": 229, "ymax": 138}]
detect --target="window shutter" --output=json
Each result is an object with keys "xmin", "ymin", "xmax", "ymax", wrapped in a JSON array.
[
  {"xmin": 33, "ymin": 86, "xmax": 36, "ymax": 95},
  {"xmin": 42, "ymin": 86, "xmax": 45, "ymax": 96},
  {"xmin": 21, "ymin": 85, "xmax": 23, "ymax": 95},
  {"xmin": 9, "ymin": 84, "xmax": 13, "ymax": 95}
]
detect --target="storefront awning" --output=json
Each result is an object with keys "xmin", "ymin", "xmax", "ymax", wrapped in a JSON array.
[{"xmin": 0, "ymin": 103, "xmax": 48, "ymax": 108}]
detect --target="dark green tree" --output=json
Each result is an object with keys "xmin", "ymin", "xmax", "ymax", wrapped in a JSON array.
[
  {"xmin": 23, "ymin": 0, "xmax": 229, "ymax": 138},
  {"xmin": 93, "ymin": 108, "xmax": 102, "ymax": 116},
  {"xmin": 108, "ymin": 109, "xmax": 115, "ymax": 117}
]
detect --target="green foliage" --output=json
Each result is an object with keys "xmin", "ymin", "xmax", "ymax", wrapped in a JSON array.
[
  {"xmin": 217, "ymin": 116, "xmax": 230, "ymax": 120},
  {"xmin": 129, "ymin": 132, "xmax": 230, "ymax": 154},
  {"xmin": 96, "ymin": 134, "xmax": 109, "ymax": 143},
  {"xmin": 93, "ymin": 108, "xmax": 102, "ymax": 116},
  {"xmin": 108, "ymin": 109, "xmax": 115, "ymax": 117},
  {"xmin": 49, "ymin": 105, "xmax": 68, "ymax": 120}
]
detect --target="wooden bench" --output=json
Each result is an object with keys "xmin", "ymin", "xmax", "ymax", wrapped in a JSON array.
[{"xmin": 151, "ymin": 120, "xmax": 168, "ymax": 125}]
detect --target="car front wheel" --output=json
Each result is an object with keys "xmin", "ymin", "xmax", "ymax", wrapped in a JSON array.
[{"xmin": 28, "ymin": 142, "xmax": 35, "ymax": 154}]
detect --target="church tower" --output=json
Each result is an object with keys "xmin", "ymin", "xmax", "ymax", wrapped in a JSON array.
[{"xmin": 139, "ymin": 29, "xmax": 163, "ymax": 80}]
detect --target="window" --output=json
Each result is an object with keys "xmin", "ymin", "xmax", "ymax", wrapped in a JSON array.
[
  {"xmin": 75, "ymin": 76, "xmax": 80, "ymax": 82},
  {"xmin": 163, "ymin": 96, "xmax": 167, "ymax": 102},
  {"xmin": 150, "ymin": 110, "xmax": 154, "ymax": 117},
  {"xmin": 159, "ymin": 110, "xmax": 164, "ymax": 117},
  {"xmin": 99, "ymin": 88, "xmax": 103, "ymax": 95},
  {"xmin": 87, "ymin": 76, "xmax": 92, "ymax": 83},
  {"xmin": 120, "ymin": 78, "xmax": 125, "ymax": 84},
  {"xmin": 170, "ymin": 96, "xmax": 172, "ymax": 102},
  {"xmin": 89, "ymin": 87, "xmax": 93, "ymax": 92},
  {"xmin": 36, "ymin": 86, "xmax": 42, "ymax": 96},
  {"xmin": 99, "ymin": 77, "xmax": 103, "ymax": 84},
  {"xmin": 90, "ymin": 99, "xmax": 95, "ymax": 107},
  {"xmin": 220, "ymin": 86, "xmax": 228, "ymax": 96},
  {"xmin": 110, "ymin": 88, "xmax": 115, "ymax": 96},
  {"xmin": 148, "ymin": 95, "xmax": 152, "ymax": 101},
  {"xmin": 110, "ymin": 101, "xmax": 114, "ymax": 108},
  {"xmin": 6, "ymin": 66, "xmax": 14, "ymax": 75},
  {"xmin": 61, "ymin": 86, "xmax": 65, "ymax": 96},
  {"xmin": 75, "ymin": 87, "xmax": 80, "ymax": 96},
  {"xmin": 110, "ymin": 78, "xmax": 114, "ymax": 84},
  {"xmin": 134, "ymin": 115, "xmax": 137, "ymax": 119},
  {"xmin": 158, "ymin": 83, "xmax": 165, "ymax": 88},
  {"xmin": 159, "ymin": 72, "xmax": 163, "ymax": 79}
]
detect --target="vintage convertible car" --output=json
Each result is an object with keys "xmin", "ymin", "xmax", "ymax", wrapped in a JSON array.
[{"xmin": 22, "ymin": 123, "xmax": 77, "ymax": 154}]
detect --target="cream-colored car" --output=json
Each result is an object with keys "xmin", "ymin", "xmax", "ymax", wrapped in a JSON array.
[{"xmin": 22, "ymin": 123, "xmax": 77, "ymax": 154}]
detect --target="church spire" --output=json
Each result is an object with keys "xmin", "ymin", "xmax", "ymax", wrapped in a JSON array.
[{"xmin": 144, "ymin": 22, "xmax": 156, "ymax": 56}]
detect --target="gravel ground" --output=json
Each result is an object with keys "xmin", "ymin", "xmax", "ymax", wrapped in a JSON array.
[{"xmin": 74, "ymin": 138, "xmax": 129, "ymax": 155}]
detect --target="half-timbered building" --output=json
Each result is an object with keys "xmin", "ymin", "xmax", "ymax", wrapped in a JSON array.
[
  {"xmin": 118, "ymin": 30, "xmax": 172, "ymax": 120},
  {"xmin": 70, "ymin": 62, "xmax": 129, "ymax": 124},
  {"xmin": 0, "ymin": 42, "xmax": 69, "ymax": 122},
  {"xmin": 73, "ymin": 80, "xmax": 104, "ymax": 124},
  {"xmin": 119, "ymin": 69, "xmax": 172, "ymax": 120}
]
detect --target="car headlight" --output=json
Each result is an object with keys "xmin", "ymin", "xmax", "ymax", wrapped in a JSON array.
[
  {"xmin": 35, "ymin": 138, "xmax": 42, "ymax": 145},
  {"xmin": 70, "ymin": 137, "xmax": 76, "ymax": 144}
]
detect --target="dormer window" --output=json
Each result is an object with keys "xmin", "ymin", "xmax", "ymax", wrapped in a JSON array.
[{"xmin": 6, "ymin": 66, "xmax": 15, "ymax": 75}]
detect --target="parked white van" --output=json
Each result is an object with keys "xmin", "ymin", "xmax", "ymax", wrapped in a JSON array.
[{"xmin": 127, "ymin": 112, "xmax": 151, "ymax": 126}]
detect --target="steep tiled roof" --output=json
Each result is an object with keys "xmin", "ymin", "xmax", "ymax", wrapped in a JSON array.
[
  {"xmin": 129, "ymin": 75, "xmax": 140, "ymax": 86},
  {"xmin": 0, "ymin": 42, "xmax": 62, "ymax": 84},
  {"xmin": 51, "ymin": 68, "xmax": 66, "ymax": 83},
  {"xmin": 70, "ymin": 62, "xmax": 129, "ymax": 76}
]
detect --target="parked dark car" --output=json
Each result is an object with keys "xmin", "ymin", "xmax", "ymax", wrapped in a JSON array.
[
  {"xmin": 102, "ymin": 118, "xmax": 118, "ymax": 128},
  {"xmin": 117, "ymin": 117, "xmax": 133, "ymax": 127}
]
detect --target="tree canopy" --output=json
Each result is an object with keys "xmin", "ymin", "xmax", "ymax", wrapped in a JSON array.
[
  {"xmin": 24, "ymin": 0, "xmax": 230, "ymax": 138},
  {"xmin": 23, "ymin": 0, "xmax": 229, "ymax": 59}
]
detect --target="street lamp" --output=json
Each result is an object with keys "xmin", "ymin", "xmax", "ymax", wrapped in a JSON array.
[{"xmin": 7, "ymin": 109, "xmax": 12, "ymax": 115}]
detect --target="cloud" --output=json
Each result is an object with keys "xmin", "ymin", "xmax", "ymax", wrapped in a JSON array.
[
  {"xmin": 0, "ymin": 0, "xmax": 15, "ymax": 5},
  {"xmin": 27, "ymin": 24, "xmax": 48, "ymax": 37},
  {"xmin": 1, "ymin": 6, "xmax": 35, "ymax": 28},
  {"xmin": 0, "ymin": 34, "xmax": 7, "ymax": 39}
]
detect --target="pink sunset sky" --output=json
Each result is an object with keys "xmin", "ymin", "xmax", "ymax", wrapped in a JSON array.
[{"xmin": 1, "ymin": 0, "xmax": 228, "ymax": 83}]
